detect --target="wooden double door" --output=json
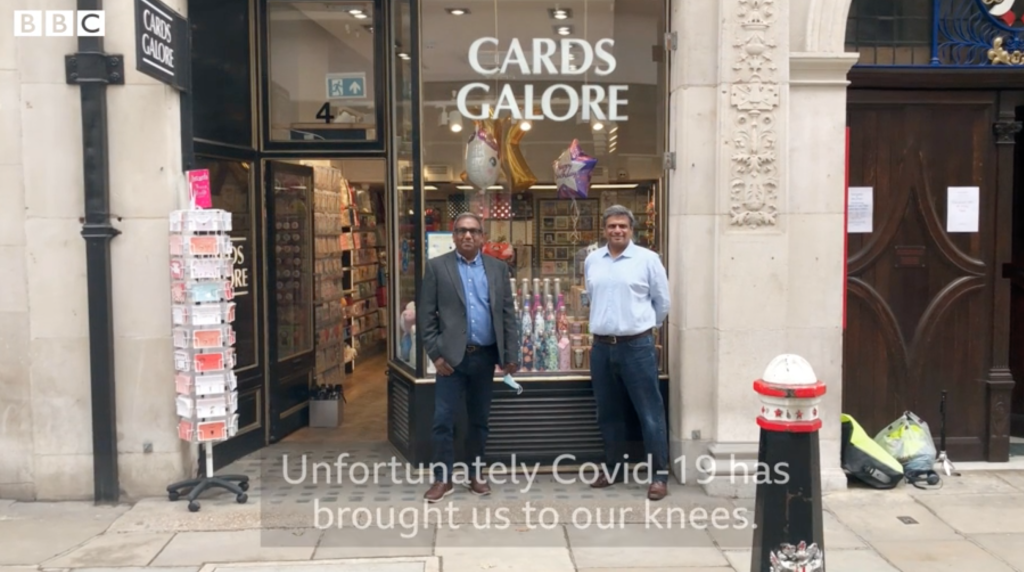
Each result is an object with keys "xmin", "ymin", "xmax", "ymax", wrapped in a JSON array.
[{"xmin": 844, "ymin": 89, "xmax": 1023, "ymax": 462}]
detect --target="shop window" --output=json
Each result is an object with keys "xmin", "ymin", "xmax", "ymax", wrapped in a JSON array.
[
  {"xmin": 402, "ymin": 0, "xmax": 669, "ymax": 377},
  {"xmin": 199, "ymin": 157, "xmax": 259, "ymax": 371},
  {"xmin": 392, "ymin": 0, "xmax": 419, "ymax": 373},
  {"xmin": 846, "ymin": 0, "xmax": 1024, "ymax": 66},
  {"xmin": 266, "ymin": 0, "xmax": 382, "ymax": 145}
]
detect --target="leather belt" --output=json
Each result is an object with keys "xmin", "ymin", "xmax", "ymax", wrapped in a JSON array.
[
  {"xmin": 592, "ymin": 330, "xmax": 652, "ymax": 345},
  {"xmin": 465, "ymin": 344, "xmax": 495, "ymax": 354}
]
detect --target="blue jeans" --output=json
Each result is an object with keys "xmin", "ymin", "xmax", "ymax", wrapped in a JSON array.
[
  {"xmin": 432, "ymin": 345, "xmax": 497, "ymax": 483},
  {"xmin": 590, "ymin": 333, "xmax": 669, "ymax": 483}
]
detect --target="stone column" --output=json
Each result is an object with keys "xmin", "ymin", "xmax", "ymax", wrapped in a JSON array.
[{"xmin": 668, "ymin": 0, "xmax": 857, "ymax": 496}]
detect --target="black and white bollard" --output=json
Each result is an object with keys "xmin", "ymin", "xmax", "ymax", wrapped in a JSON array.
[{"xmin": 750, "ymin": 354, "xmax": 827, "ymax": 572}]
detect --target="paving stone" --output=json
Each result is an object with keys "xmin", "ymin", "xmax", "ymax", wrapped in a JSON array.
[
  {"xmin": 914, "ymin": 493, "xmax": 1024, "ymax": 534},
  {"xmin": 42, "ymin": 533, "xmax": 173, "ymax": 568},
  {"xmin": 194, "ymin": 558, "xmax": 438, "ymax": 572},
  {"xmin": 871, "ymin": 539, "xmax": 1017, "ymax": 572},
  {"xmin": 0, "ymin": 503, "xmax": 131, "ymax": 565},
  {"xmin": 991, "ymin": 471, "xmax": 1024, "ymax": 491},
  {"xmin": 435, "ymin": 522, "xmax": 566, "ymax": 548},
  {"xmin": 567, "ymin": 524, "xmax": 728, "ymax": 569},
  {"xmin": 968, "ymin": 533, "xmax": 1024, "ymax": 569},
  {"xmin": 314, "ymin": 525, "xmax": 433, "ymax": 559},
  {"xmin": 824, "ymin": 490, "xmax": 961, "ymax": 542},
  {"xmin": 576, "ymin": 568, "xmax": 735, "ymax": 572},
  {"xmin": 60, "ymin": 568, "xmax": 198, "ymax": 572},
  {"xmin": 434, "ymin": 547, "xmax": 574, "ymax": 572},
  {"xmin": 905, "ymin": 472, "xmax": 1020, "ymax": 496},
  {"xmin": 149, "ymin": 530, "xmax": 320, "ymax": 566}
]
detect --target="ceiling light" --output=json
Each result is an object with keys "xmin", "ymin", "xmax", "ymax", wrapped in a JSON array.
[
  {"xmin": 549, "ymin": 8, "xmax": 572, "ymax": 19},
  {"xmin": 519, "ymin": 120, "xmax": 532, "ymax": 131},
  {"xmin": 397, "ymin": 52, "xmax": 410, "ymax": 60},
  {"xmin": 555, "ymin": 25, "xmax": 572, "ymax": 36},
  {"xmin": 353, "ymin": 12, "xmax": 368, "ymax": 19},
  {"xmin": 446, "ymin": 8, "xmax": 469, "ymax": 15},
  {"xmin": 347, "ymin": 8, "xmax": 363, "ymax": 14}
]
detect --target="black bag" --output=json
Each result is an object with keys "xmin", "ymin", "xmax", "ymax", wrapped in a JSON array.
[{"xmin": 841, "ymin": 414, "xmax": 904, "ymax": 489}]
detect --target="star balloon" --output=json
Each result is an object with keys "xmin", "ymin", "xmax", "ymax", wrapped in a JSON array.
[{"xmin": 553, "ymin": 139, "xmax": 597, "ymax": 199}]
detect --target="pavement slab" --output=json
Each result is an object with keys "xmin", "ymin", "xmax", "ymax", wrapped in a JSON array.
[
  {"xmin": 434, "ymin": 547, "xmax": 574, "ymax": 572},
  {"xmin": 723, "ymin": 548, "xmax": 900, "ymax": 572},
  {"xmin": 194, "ymin": 558, "xmax": 439, "ymax": 572},
  {"xmin": 576, "ymin": 569, "xmax": 735, "ymax": 572},
  {"xmin": 991, "ymin": 470, "xmax": 1024, "ymax": 491},
  {"xmin": 968, "ymin": 533, "xmax": 1024, "ymax": 570},
  {"xmin": 567, "ymin": 524, "xmax": 729, "ymax": 569},
  {"xmin": 823, "ymin": 490, "xmax": 962, "ymax": 543},
  {"xmin": 912, "ymin": 493, "xmax": 1024, "ymax": 535},
  {"xmin": 148, "ymin": 529, "xmax": 321, "ymax": 567},
  {"xmin": 42, "ymin": 533, "xmax": 174, "ymax": 569},
  {"xmin": 871, "ymin": 539, "xmax": 1018, "ymax": 572},
  {"xmin": 313, "ymin": 526, "xmax": 434, "ymax": 560},
  {"xmin": 0, "ymin": 502, "xmax": 131, "ymax": 566},
  {"xmin": 904, "ymin": 472, "xmax": 1021, "ymax": 496}
]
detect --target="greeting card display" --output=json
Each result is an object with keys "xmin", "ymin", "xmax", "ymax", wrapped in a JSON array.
[
  {"xmin": 165, "ymin": 207, "xmax": 249, "ymax": 513},
  {"xmin": 167, "ymin": 209, "xmax": 239, "ymax": 445}
]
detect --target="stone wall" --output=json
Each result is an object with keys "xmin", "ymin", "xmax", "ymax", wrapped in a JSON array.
[{"xmin": 0, "ymin": 0, "xmax": 192, "ymax": 501}]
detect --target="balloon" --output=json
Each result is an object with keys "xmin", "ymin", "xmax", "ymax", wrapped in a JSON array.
[
  {"xmin": 501, "ymin": 119, "xmax": 537, "ymax": 192},
  {"xmin": 553, "ymin": 139, "xmax": 597, "ymax": 199},
  {"xmin": 464, "ymin": 119, "xmax": 502, "ymax": 190}
]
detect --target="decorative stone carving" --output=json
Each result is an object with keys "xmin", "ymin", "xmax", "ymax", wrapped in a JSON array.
[{"xmin": 729, "ymin": 0, "xmax": 780, "ymax": 228}]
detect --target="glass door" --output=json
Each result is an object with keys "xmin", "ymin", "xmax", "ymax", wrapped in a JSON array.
[{"xmin": 266, "ymin": 160, "xmax": 316, "ymax": 441}]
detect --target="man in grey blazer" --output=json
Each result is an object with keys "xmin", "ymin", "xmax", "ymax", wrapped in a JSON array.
[{"xmin": 418, "ymin": 212, "xmax": 519, "ymax": 502}]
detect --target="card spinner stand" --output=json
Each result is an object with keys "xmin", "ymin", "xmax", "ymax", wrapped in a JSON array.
[{"xmin": 164, "ymin": 209, "xmax": 250, "ymax": 512}]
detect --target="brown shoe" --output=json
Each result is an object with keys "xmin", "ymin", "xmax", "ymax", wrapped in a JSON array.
[
  {"xmin": 424, "ymin": 482, "xmax": 453, "ymax": 503},
  {"xmin": 648, "ymin": 481, "xmax": 668, "ymax": 501},
  {"xmin": 466, "ymin": 479, "xmax": 491, "ymax": 496},
  {"xmin": 590, "ymin": 475, "xmax": 615, "ymax": 489}
]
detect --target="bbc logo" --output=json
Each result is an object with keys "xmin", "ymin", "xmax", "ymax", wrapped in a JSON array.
[{"xmin": 14, "ymin": 11, "xmax": 105, "ymax": 37}]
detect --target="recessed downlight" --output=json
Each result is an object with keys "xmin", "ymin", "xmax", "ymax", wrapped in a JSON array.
[
  {"xmin": 446, "ymin": 8, "xmax": 470, "ymax": 15},
  {"xmin": 549, "ymin": 8, "xmax": 572, "ymax": 19},
  {"xmin": 555, "ymin": 25, "xmax": 572, "ymax": 36}
]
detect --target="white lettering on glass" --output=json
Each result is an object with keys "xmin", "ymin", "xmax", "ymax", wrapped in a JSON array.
[{"xmin": 457, "ymin": 37, "xmax": 628, "ymax": 123}]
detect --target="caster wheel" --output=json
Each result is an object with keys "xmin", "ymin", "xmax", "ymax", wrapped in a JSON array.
[
  {"xmin": 168, "ymin": 492, "xmax": 180, "ymax": 502},
  {"xmin": 237, "ymin": 493, "xmax": 248, "ymax": 504},
  {"xmin": 239, "ymin": 481, "xmax": 249, "ymax": 492},
  {"xmin": 188, "ymin": 501, "xmax": 201, "ymax": 512}
]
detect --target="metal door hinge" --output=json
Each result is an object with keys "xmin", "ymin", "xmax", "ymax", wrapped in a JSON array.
[
  {"xmin": 665, "ymin": 31, "xmax": 678, "ymax": 51},
  {"xmin": 66, "ymin": 52, "xmax": 125, "ymax": 85},
  {"xmin": 993, "ymin": 120, "xmax": 1022, "ymax": 144},
  {"xmin": 663, "ymin": 151, "xmax": 676, "ymax": 171}
]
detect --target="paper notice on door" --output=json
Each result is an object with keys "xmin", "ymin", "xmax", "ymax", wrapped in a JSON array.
[
  {"xmin": 947, "ymin": 186, "xmax": 980, "ymax": 233},
  {"xmin": 847, "ymin": 187, "xmax": 873, "ymax": 233}
]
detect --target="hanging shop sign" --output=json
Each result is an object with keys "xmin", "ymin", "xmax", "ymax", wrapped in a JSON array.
[
  {"xmin": 134, "ymin": 0, "xmax": 189, "ymax": 91},
  {"xmin": 457, "ymin": 37, "xmax": 628, "ymax": 122}
]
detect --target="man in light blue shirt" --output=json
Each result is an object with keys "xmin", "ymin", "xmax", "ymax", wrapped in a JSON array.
[{"xmin": 584, "ymin": 204, "xmax": 671, "ymax": 501}]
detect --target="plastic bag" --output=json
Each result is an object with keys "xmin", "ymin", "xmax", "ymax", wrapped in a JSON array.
[{"xmin": 874, "ymin": 411, "xmax": 937, "ymax": 473}]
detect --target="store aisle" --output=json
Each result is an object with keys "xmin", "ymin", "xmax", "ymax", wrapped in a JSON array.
[{"xmin": 285, "ymin": 351, "xmax": 390, "ymax": 444}]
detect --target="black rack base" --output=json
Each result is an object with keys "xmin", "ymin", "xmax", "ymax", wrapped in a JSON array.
[{"xmin": 166, "ymin": 474, "xmax": 250, "ymax": 512}]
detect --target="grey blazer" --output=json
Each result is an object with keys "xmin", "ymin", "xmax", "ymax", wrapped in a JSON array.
[{"xmin": 417, "ymin": 250, "xmax": 519, "ymax": 369}]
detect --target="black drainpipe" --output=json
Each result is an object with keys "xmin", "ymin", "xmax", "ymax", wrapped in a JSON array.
[{"xmin": 65, "ymin": 0, "xmax": 124, "ymax": 504}]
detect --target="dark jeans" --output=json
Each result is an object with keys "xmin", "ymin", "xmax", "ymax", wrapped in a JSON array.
[
  {"xmin": 590, "ymin": 333, "xmax": 670, "ymax": 483},
  {"xmin": 432, "ymin": 345, "xmax": 497, "ymax": 483}
]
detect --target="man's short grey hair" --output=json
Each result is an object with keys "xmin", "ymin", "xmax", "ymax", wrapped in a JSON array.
[
  {"xmin": 602, "ymin": 205, "xmax": 635, "ymax": 229},
  {"xmin": 453, "ymin": 212, "xmax": 484, "ymax": 229}
]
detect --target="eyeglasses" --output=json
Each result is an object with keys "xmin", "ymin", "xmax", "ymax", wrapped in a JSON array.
[{"xmin": 454, "ymin": 227, "xmax": 482, "ymax": 236}]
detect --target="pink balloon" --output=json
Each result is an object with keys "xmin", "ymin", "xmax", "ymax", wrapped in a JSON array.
[{"xmin": 553, "ymin": 139, "xmax": 597, "ymax": 199}]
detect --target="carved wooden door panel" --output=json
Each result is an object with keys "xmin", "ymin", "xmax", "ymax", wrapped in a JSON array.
[{"xmin": 844, "ymin": 90, "xmax": 1015, "ymax": 462}]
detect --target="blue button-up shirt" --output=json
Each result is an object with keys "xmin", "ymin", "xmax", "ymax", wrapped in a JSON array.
[
  {"xmin": 584, "ymin": 241, "xmax": 670, "ymax": 336},
  {"xmin": 457, "ymin": 252, "xmax": 495, "ymax": 346}
]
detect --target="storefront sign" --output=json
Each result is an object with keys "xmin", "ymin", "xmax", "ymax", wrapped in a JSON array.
[
  {"xmin": 457, "ymin": 37, "xmax": 628, "ymax": 122},
  {"xmin": 134, "ymin": 0, "xmax": 189, "ymax": 91}
]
